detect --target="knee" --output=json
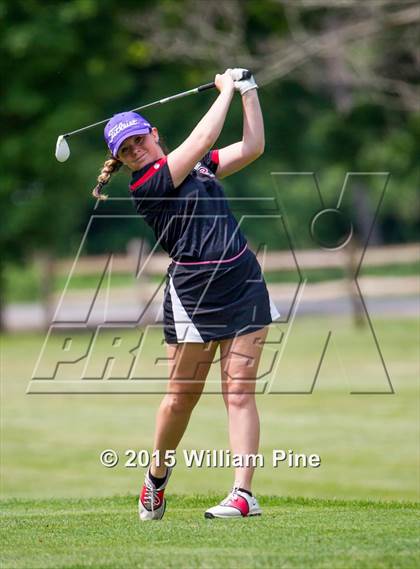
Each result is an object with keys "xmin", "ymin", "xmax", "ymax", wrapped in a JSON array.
[
  {"xmin": 163, "ymin": 392, "xmax": 200, "ymax": 415},
  {"xmin": 224, "ymin": 391, "xmax": 255, "ymax": 410}
]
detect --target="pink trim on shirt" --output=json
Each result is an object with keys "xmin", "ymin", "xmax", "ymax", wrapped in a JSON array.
[
  {"xmin": 172, "ymin": 244, "xmax": 248, "ymax": 266},
  {"xmin": 210, "ymin": 149, "xmax": 219, "ymax": 165}
]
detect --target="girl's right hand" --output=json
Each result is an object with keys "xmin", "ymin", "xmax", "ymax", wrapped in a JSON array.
[{"xmin": 214, "ymin": 71, "xmax": 235, "ymax": 94}]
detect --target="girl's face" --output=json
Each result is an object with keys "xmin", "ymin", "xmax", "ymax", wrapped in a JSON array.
[{"xmin": 117, "ymin": 127, "xmax": 164, "ymax": 170}]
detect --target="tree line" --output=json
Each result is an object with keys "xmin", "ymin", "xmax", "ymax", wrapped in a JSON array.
[{"xmin": 1, "ymin": 0, "xmax": 418, "ymax": 291}]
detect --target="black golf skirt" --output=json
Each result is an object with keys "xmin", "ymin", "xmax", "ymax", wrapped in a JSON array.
[{"xmin": 162, "ymin": 245, "xmax": 280, "ymax": 344}]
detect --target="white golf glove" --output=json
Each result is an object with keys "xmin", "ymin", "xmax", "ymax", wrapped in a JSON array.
[{"xmin": 226, "ymin": 68, "xmax": 258, "ymax": 95}]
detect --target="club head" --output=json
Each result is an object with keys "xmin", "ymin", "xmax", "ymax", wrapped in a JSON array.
[{"xmin": 55, "ymin": 135, "xmax": 70, "ymax": 162}]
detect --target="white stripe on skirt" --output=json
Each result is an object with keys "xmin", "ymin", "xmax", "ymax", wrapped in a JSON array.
[
  {"xmin": 169, "ymin": 276, "xmax": 204, "ymax": 342},
  {"xmin": 269, "ymin": 296, "xmax": 281, "ymax": 321}
]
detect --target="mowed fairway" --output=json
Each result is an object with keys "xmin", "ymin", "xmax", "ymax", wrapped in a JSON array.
[
  {"xmin": 1, "ymin": 316, "xmax": 419, "ymax": 568},
  {"xmin": 1, "ymin": 496, "xmax": 418, "ymax": 569}
]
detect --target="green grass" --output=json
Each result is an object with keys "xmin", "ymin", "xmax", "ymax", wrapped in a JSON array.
[
  {"xmin": 1, "ymin": 317, "xmax": 419, "ymax": 500},
  {"xmin": 1, "ymin": 317, "xmax": 418, "ymax": 568},
  {"xmin": 1, "ymin": 495, "xmax": 419, "ymax": 569},
  {"xmin": 263, "ymin": 262, "xmax": 420, "ymax": 283}
]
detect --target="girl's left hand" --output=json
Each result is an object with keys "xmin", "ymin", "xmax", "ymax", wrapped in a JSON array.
[{"xmin": 226, "ymin": 68, "xmax": 258, "ymax": 95}]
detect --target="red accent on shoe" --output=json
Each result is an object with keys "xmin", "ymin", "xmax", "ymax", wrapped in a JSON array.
[
  {"xmin": 226, "ymin": 495, "xmax": 250, "ymax": 516},
  {"xmin": 140, "ymin": 485, "xmax": 165, "ymax": 512}
]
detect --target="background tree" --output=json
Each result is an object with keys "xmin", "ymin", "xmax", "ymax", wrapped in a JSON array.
[{"xmin": 1, "ymin": 0, "xmax": 419, "ymax": 327}]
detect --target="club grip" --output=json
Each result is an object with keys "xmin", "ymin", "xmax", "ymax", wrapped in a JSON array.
[
  {"xmin": 197, "ymin": 70, "xmax": 253, "ymax": 92},
  {"xmin": 197, "ymin": 82, "xmax": 216, "ymax": 92}
]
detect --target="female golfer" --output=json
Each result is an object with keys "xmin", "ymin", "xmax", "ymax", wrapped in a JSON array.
[{"xmin": 94, "ymin": 68, "xmax": 280, "ymax": 520}]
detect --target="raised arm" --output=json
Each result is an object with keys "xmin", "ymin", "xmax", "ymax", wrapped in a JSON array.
[
  {"xmin": 167, "ymin": 72, "xmax": 235, "ymax": 188},
  {"xmin": 215, "ymin": 71, "xmax": 265, "ymax": 179}
]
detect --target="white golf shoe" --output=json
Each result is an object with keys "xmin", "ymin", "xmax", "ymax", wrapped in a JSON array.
[
  {"xmin": 204, "ymin": 487, "xmax": 262, "ymax": 519},
  {"xmin": 138, "ymin": 466, "xmax": 172, "ymax": 521}
]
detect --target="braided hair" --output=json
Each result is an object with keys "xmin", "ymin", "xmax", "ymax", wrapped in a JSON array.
[
  {"xmin": 92, "ymin": 156, "xmax": 122, "ymax": 200},
  {"xmin": 92, "ymin": 136, "xmax": 169, "ymax": 200}
]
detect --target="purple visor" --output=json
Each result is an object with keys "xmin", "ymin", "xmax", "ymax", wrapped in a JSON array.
[{"xmin": 104, "ymin": 111, "xmax": 152, "ymax": 157}]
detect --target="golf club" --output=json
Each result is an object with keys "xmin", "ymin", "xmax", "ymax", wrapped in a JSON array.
[{"xmin": 55, "ymin": 70, "xmax": 252, "ymax": 162}]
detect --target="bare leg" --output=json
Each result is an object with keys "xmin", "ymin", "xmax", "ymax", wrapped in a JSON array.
[
  {"xmin": 150, "ymin": 341, "xmax": 218, "ymax": 477},
  {"xmin": 219, "ymin": 327, "xmax": 268, "ymax": 492}
]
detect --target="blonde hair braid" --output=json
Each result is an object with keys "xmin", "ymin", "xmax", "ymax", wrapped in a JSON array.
[{"xmin": 92, "ymin": 156, "xmax": 122, "ymax": 200}]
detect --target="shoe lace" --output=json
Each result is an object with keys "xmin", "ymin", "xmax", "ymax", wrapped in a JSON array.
[
  {"xmin": 221, "ymin": 486, "xmax": 239, "ymax": 506},
  {"xmin": 143, "ymin": 479, "xmax": 162, "ymax": 510}
]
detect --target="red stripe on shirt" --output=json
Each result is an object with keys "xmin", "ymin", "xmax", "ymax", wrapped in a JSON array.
[
  {"xmin": 210, "ymin": 149, "xmax": 219, "ymax": 165},
  {"xmin": 130, "ymin": 156, "xmax": 167, "ymax": 192}
]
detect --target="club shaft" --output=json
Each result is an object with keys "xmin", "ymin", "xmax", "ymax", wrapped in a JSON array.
[
  {"xmin": 64, "ymin": 86, "xmax": 206, "ymax": 137},
  {"xmin": 62, "ymin": 71, "xmax": 251, "ymax": 138}
]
